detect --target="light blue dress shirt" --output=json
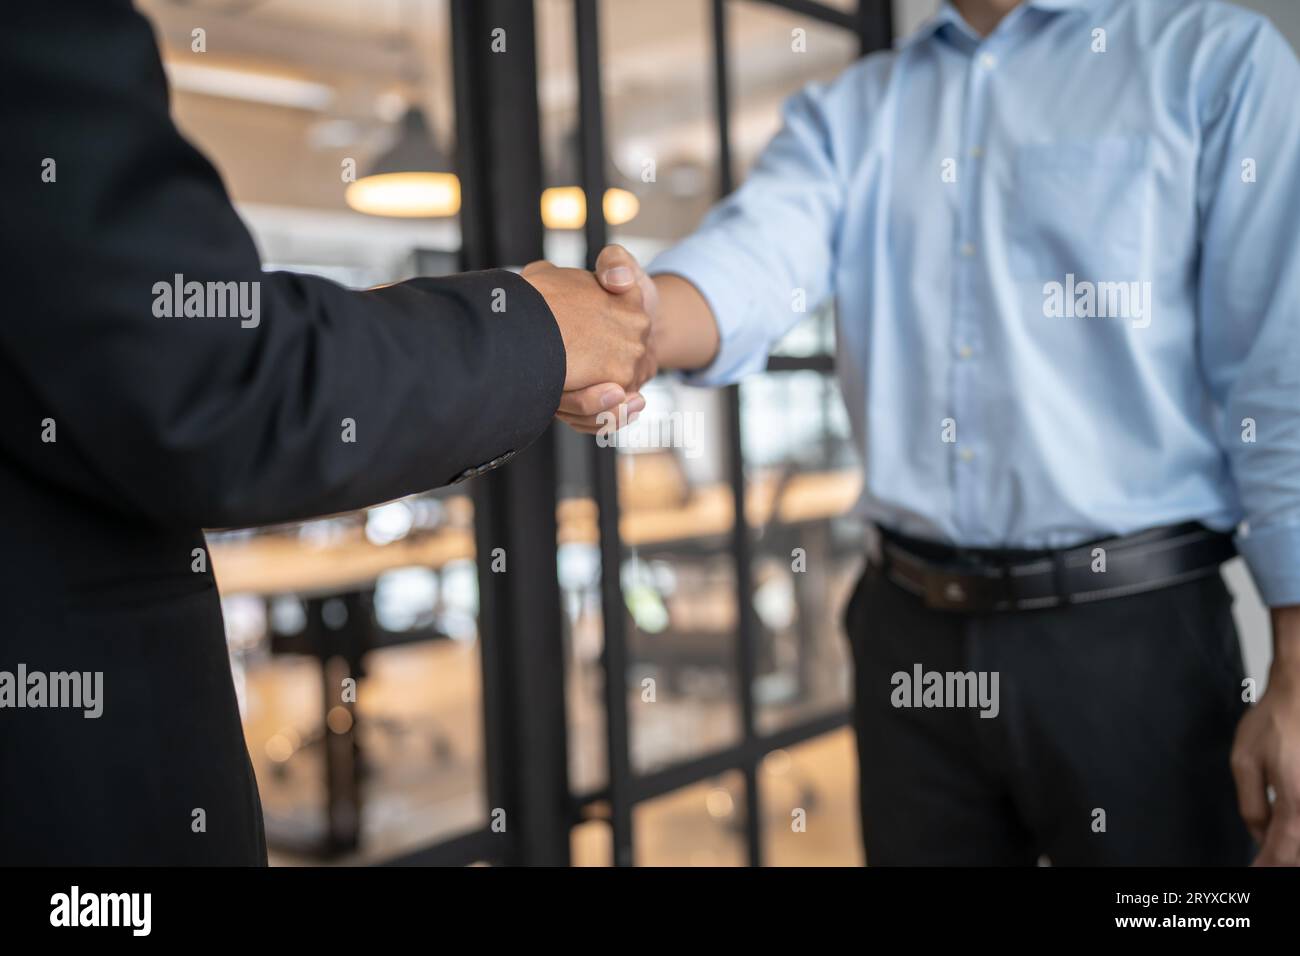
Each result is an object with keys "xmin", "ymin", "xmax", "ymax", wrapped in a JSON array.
[{"xmin": 649, "ymin": 0, "xmax": 1300, "ymax": 606}]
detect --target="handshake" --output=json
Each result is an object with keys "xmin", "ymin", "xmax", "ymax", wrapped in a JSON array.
[{"xmin": 521, "ymin": 244, "xmax": 660, "ymax": 436}]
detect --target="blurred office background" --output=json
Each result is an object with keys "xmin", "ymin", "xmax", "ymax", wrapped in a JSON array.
[{"xmin": 134, "ymin": 0, "xmax": 1295, "ymax": 865}]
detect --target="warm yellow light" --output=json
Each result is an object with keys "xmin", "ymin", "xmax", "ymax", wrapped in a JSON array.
[
  {"xmin": 603, "ymin": 187, "xmax": 640, "ymax": 226},
  {"xmin": 541, "ymin": 186, "xmax": 587, "ymax": 230},
  {"xmin": 346, "ymin": 171, "xmax": 461, "ymax": 218},
  {"xmin": 541, "ymin": 186, "xmax": 640, "ymax": 229}
]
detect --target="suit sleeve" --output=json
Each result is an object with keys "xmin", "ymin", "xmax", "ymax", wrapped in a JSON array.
[{"xmin": 0, "ymin": 0, "xmax": 565, "ymax": 529}]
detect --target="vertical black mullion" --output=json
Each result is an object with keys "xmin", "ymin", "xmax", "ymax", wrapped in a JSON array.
[
  {"xmin": 313, "ymin": 596, "xmax": 364, "ymax": 855},
  {"xmin": 450, "ymin": 4, "xmax": 504, "ymax": 861},
  {"xmin": 711, "ymin": 1, "xmax": 736, "ymax": 197},
  {"xmin": 451, "ymin": 0, "xmax": 570, "ymax": 867},
  {"xmin": 856, "ymin": 0, "xmax": 895, "ymax": 55},
  {"xmin": 576, "ymin": 0, "xmax": 609, "ymax": 264},
  {"xmin": 711, "ymin": 0, "xmax": 763, "ymax": 869},
  {"xmin": 575, "ymin": 0, "xmax": 635, "ymax": 868}
]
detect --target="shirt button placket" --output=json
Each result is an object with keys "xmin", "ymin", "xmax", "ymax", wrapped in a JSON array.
[{"xmin": 951, "ymin": 44, "xmax": 995, "ymax": 539}]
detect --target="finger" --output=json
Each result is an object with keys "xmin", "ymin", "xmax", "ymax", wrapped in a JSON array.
[
  {"xmin": 1254, "ymin": 802, "xmax": 1300, "ymax": 866},
  {"xmin": 556, "ymin": 413, "xmax": 603, "ymax": 435},
  {"xmin": 557, "ymin": 411, "xmax": 643, "ymax": 435},
  {"xmin": 1232, "ymin": 750, "xmax": 1271, "ymax": 846},
  {"xmin": 556, "ymin": 396, "xmax": 644, "ymax": 427},
  {"xmin": 595, "ymin": 244, "xmax": 642, "ymax": 293},
  {"xmin": 557, "ymin": 396, "xmax": 645, "ymax": 433},
  {"xmin": 632, "ymin": 346, "xmax": 659, "ymax": 392},
  {"xmin": 559, "ymin": 384, "xmax": 626, "ymax": 417},
  {"xmin": 555, "ymin": 407, "xmax": 620, "ymax": 432}
]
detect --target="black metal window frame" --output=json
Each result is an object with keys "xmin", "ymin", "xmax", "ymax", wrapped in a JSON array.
[
  {"xmin": 579, "ymin": 0, "xmax": 895, "ymax": 869},
  {"xmin": 381, "ymin": 0, "xmax": 895, "ymax": 868}
]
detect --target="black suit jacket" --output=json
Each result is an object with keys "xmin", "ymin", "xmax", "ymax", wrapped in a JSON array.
[{"xmin": 0, "ymin": 1, "xmax": 565, "ymax": 863}]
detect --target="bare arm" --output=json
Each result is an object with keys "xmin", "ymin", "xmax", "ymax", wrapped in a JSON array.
[
  {"xmin": 1233, "ymin": 605, "xmax": 1300, "ymax": 865},
  {"xmin": 646, "ymin": 273, "xmax": 721, "ymax": 373}
]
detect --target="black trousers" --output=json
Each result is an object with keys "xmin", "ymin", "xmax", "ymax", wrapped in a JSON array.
[{"xmin": 843, "ymin": 559, "xmax": 1255, "ymax": 865}]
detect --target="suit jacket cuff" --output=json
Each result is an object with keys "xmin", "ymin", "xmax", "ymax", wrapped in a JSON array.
[{"xmin": 406, "ymin": 268, "xmax": 565, "ymax": 485}]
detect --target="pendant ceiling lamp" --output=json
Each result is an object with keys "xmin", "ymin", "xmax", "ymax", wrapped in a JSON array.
[{"xmin": 346, "ymin": 105, "xmax": 460, "ymax": 218}]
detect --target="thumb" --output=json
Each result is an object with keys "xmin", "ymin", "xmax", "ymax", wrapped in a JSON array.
[{"xmin": 595, "ymin": 244, "xmax": 642, "ymax": 293}]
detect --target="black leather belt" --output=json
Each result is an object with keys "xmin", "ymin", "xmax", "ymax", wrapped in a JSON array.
[{"xmin": 877, "ymin": 521, "xmax": 1236, "ymax": 613}]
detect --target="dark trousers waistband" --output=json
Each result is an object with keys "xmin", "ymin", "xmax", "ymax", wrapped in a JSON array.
[{"xmin": 875, "ymin": 521, "xmax": 1236, "ymax": 612}]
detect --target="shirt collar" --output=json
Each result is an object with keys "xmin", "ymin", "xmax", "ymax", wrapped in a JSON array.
[{"xmin": 897, "ymin": 0, "xmax": 1092, "ymax": 50}]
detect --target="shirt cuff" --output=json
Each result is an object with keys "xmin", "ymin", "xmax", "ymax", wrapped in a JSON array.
[
  {"xmin": 1235, "ymin": 521, "xmax": 1300, "ymax": 607},
  {"xmin": 648, "ymin": 243, "xmax": 772, "ymax": 388}
]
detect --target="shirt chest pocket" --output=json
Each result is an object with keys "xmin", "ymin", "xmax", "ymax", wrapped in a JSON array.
[{"xmin": 1007, "ymin": 136, "xmax": 1152, "ymax": 281}]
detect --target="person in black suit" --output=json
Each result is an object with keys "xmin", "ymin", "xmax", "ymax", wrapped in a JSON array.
[{"xmin": 0, "ymin": 0, "xmax": 653, "ymax": 864}]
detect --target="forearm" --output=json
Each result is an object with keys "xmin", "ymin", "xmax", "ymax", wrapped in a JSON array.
[
  {"xmin": 1270, "ymin": 605, "xmax": 1300, "ymax": 674},
  {"xmin": 650, "ymin": 274, "xmax": 721, "ymax": 372}
]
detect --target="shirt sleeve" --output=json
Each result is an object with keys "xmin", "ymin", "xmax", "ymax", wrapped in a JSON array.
[
  {"xmin": 1196, "ymin": 17, "xmax": 1300, "ymax": 607},
  {"xmin": 647, "ymin": 82, "xmax": 845, "ymax": 387}
]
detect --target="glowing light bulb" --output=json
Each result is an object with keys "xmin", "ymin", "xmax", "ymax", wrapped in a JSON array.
[
  {"xmin": 540, "ymin": 186, "xmax": 640, "ymax": 229},
  {"xmin": 346, "ymin": 171, "xmax": 461, "ymax": 218}
]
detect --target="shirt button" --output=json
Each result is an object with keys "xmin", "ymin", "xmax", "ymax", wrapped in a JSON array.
[
  {"xmin": 960, "ymin": 242, "xmax": 977, "ymax": 257},
  {"xmin": 980, "ymin": 53, "xmax": 997, "ymax": 69},
  {"xmin": 959, "ymin": 448, "xmax": 976, "ymax": 462},
  {"xmin": 958, "ymin": 344, "xmax": 974, "ymax": 360},
  {"xmin": 969, "ymin": 146, "xmax": 984, "ymax": 159}
]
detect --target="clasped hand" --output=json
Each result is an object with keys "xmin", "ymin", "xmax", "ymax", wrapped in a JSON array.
[{"xmin": 521, "ymin": 245, "xmax": 657, "ymax": 435}]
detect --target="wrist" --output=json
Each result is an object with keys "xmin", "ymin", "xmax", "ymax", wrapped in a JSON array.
[
  {"xmin": 1269, "ymin": 604, "xmax": 1300, "ymax": 673},
  {"xmin": 649, "ymin": 274, "xmax": 721, "ymax": 372}
]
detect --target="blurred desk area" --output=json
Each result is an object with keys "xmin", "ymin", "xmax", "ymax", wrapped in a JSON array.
[
  {"xmin": 210, "ymin": 465, "xmax": 864, "ymax": 865},
  {"xmin": 212, "ymin": 469, "xmax": 859, "ymax": 594}
]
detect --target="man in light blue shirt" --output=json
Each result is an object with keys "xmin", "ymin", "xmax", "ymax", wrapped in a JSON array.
[{"xmin": 565, "ymin": 0, "xmax": 1300, "ymax": 865}]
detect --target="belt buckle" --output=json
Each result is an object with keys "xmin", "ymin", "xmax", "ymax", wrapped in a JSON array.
[{"xmin": 923, "ymin": 570, "xmax": 978, "ymax": 611}]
